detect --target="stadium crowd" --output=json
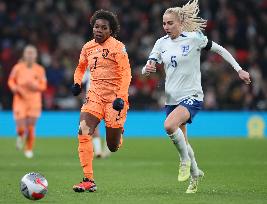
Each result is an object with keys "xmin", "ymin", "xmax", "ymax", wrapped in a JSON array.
[{"xmin": 0, "ymin": 0, "xmax": 267, "ymax": 110}]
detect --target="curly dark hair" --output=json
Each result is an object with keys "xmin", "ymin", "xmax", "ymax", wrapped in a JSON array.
[{"xmin": 90, "ymin": 9, "xmax": 120, "ymax": 38}]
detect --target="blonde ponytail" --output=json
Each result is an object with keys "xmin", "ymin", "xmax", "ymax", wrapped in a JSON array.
[{"xmin": 165, "ymin": 0, "xmax": 207, "ymax": 32}]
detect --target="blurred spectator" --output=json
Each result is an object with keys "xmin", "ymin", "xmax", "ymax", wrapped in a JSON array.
[{"xmin": 0, "ymin": 0, "xmax": 266, "ymax": 110}]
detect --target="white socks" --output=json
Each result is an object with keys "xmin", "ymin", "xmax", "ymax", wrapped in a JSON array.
[
  {"xmin": 102, "ymin": 141, "xmax": 111, "ymax": 158},
  {"xmin": 168, "ymin": 128, "xmax": 190, "ymax": 163},
  {"xmin": 187, "ymin": 143, "xmax": 199, "ymax": 177},
  {"xmin": 92, "ymin": 137, "xmax": 102, "ymax": 156}
]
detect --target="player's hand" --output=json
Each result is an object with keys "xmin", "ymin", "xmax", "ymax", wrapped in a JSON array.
[
  {"xmin": 144, "ymin": 60, "xmax": 157, "ymax": 74},
  {"xmin": 112, "ymin": 98, "xmax": 124, "ymax": 111},
  {"xmin": 26, "ymin": 81, "xmax": 39, "ymax": 91},
  {"xmin": 72, "ymin": 83, "xmax": 82, "ymax": 96},
  {"xmin": 15, "ymin": 86, "xmax": 27, "ymax": 98},
  {"xmin": 238, "ymin": 70, "xmax": 251, "ymax": 85}
]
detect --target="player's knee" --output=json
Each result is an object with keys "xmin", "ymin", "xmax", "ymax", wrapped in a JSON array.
[
  {"xmin": 17, "ymin": 127, "xmax": 25, "ymax": 136},
  {"xmin": 105, "ymin": 127, "xmax": 123, "ymax": 152},
  {"xmin": 164, "ymin": 120, "xmax": 175, "ymax": 135},
  {"xmin": 78, "ymin": 120, "xmax": 94, "ymax": 135},
  {"xmin": 107, "ymin": 143, "xmax": 119, "ymax": 152}
]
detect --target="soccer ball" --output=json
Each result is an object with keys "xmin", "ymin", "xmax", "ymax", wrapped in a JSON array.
[{"xmin": 20, "ymin": 172, "xmax": 48, "ymax": 200}]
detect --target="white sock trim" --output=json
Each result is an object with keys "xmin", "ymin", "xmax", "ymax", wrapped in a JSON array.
[
  {"xmin": 92, "ymin": 137, "xmax": 102, "ymax": 155},
  {"xmin": 187, "ymin": 143, "xmax": 199, "ymax": 176},
  {"xmin": 168, "ymin": 128, "xmax": 190, "ymax": 162}
]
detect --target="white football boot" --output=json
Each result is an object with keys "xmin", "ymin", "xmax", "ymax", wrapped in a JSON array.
[
  {"xmin": 178, "ymin": 160, "xmax": 191, "ymax": 182},
  {"xmin": 24, "ymin": 150, "xmax": 33, "ymax": 159},
  {"xmin": 186, "ymin": 169, "xmax": 204, "ymax": 193},
  {"xmin": 16, "ymin": 137, "xmax": 24, "ymax": 150}
]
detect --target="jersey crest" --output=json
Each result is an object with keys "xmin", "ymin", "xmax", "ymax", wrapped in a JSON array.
[{"xmin": 181, "ymin": 45, "xmax": 190, "ymax": 56}]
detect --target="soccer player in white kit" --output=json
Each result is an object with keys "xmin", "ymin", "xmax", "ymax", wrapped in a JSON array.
[{"xmin": 142, "ymin": 0, "xmax": 251, "ymax": 193}]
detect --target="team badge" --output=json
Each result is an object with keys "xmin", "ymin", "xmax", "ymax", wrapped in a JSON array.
[
  {"xmin": 102, "ymin": 49, "xmax": 109, "ymax": 58},
  {"xmin": 181, "ymin": 45, "xmax": 190, "ymax": 56}
]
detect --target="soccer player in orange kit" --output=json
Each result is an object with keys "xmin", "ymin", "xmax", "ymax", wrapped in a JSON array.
[
  {"xmin": 72, "ymin": 10, "xmax": 131, "ymax": 192},
  {"xmin": 8, "ymin": 45, "xmax": 47, "ymax": 158}
]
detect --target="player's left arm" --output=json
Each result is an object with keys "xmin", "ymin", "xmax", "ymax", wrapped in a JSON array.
[
  {"xmin": 203, "ymin": 39, "xmax": 251, "ymax": 85},
  {"xmin": 38, "ymin": 68, "xmax": 47, "ymax": 91},
  {"xmin": 27, "ymin": 67, "xmax": 47, "ymax": 92},
  {"xmin": 113, "ymin": 44, "xmax": 131, "ymax": 111}
]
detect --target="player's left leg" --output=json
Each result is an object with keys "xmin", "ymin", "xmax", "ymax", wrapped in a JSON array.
[
  {"xmin": 104, "ymin": 100, "xmax": 128, "ymax": 152},
  {"xmin": 185, "ymin": 143, "xmax": 204, "ymax": 193},
  {"xmin": 105, "ymin": 127, "xmax": 123, "ymax": 152},
  {"xmin": 180, "ymin": 125, "xmax": 202, "ymax": 177},
  {"xmin": 186, "ymin": 169, "xmax": 204, "ymax": 194},
  {"xmin": 179, "ymin": 126, "xmax": 204, "ymax": 193},
  {"xmin": 24, "ymin": 117, "xmax": 38, "ymax": 158}
]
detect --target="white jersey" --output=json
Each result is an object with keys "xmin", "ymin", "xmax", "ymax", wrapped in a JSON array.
[{"xmin": 149, "ymin": 31, "xmax": 208, "ymax": 105}]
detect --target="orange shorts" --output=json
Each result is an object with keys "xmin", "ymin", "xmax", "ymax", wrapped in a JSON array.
[
  {"xmin": 81, "ymin": 91, "xmax": 129, "ymax": 128},
  {"xmin": 13, "ymin": 100, "xmax": 41, "ymax": 120}
]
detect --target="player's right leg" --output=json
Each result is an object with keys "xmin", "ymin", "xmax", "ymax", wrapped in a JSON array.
[
  {"xmin": 15, "ymin": 119, "xmax": 26, "ymax": 150},
  {"xmin": 73, "ymin": 110, "xmax": 101, "ymax": 193},
  {"xmin": 164, "ymin": 105, "xmax": 191, "ymax": 182},
  {"xmin": 14, "ymin": 103, "xmax": 27, "ymax": 150}
]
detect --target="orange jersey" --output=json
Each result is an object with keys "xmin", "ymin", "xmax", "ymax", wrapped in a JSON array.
[
  {"xmin": 74, "ymin": 37, "xmax": 131, "ymax": 102},
  {"xmin": 8, "ymin": 61, "xmax": 47, "ymax": 107}
]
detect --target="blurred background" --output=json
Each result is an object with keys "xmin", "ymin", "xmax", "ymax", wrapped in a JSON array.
[{"xmin": 0, "ymin": 0, "xmax": 266, "ymax": 137}]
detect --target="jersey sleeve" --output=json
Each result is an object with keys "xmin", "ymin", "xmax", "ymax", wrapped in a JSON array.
[
  {"xmin": 148, "ymin": 39, "xmax": 162, "ymax": 64},
  {"xmin": 114, "ymin": 44, "xmax": 131, "ymax": 99},
  {"xmin": 74, "ymin": 44, "xmax": 89, "ymax": 85},
  {"xmin": 210, "ymin": 42, "xmax": 242, "ymax": 72},
  {"xmin": 38, "ymin": 67, "xmax": 47, "ymax": 91},
  {"xmin": 8, "ymin": 65, "xmax": 18, "ymax": 92},
  {"xmin": 195, "ymin": 31, "xmax": 209, "ymax": 49}
]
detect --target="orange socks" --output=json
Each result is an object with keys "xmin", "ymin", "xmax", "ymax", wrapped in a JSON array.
[
  {"xmin": 17, "ymin": 126, "xmax": 25, "ymax": 138},
  {"xmin": 78, "ymin": 135, "xmax": 94, "ymax": 179},
  {"xmin": 25, "ymin": 125, "xmax": 35, "ymax": 151}
]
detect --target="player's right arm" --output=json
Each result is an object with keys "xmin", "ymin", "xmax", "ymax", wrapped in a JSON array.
[
  {"xmin": 72, "ymin": 44, "xmax": 89, "ymax": 96},
  {"xmin": 74, "ymin": 44, "xmax": 89, "ymax": 85},
  {"xmin": 8, "ymin": 65, "xmax": 25, "ymax": 97},
  {"xmin": 142, "ymin": 39, "xmax": 162, "ymax": 75}
]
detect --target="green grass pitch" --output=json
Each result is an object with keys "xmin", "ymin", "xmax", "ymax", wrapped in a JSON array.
[{"xmin": 0, "ymin": 137, "xmax": 267, "ymax": 204}]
